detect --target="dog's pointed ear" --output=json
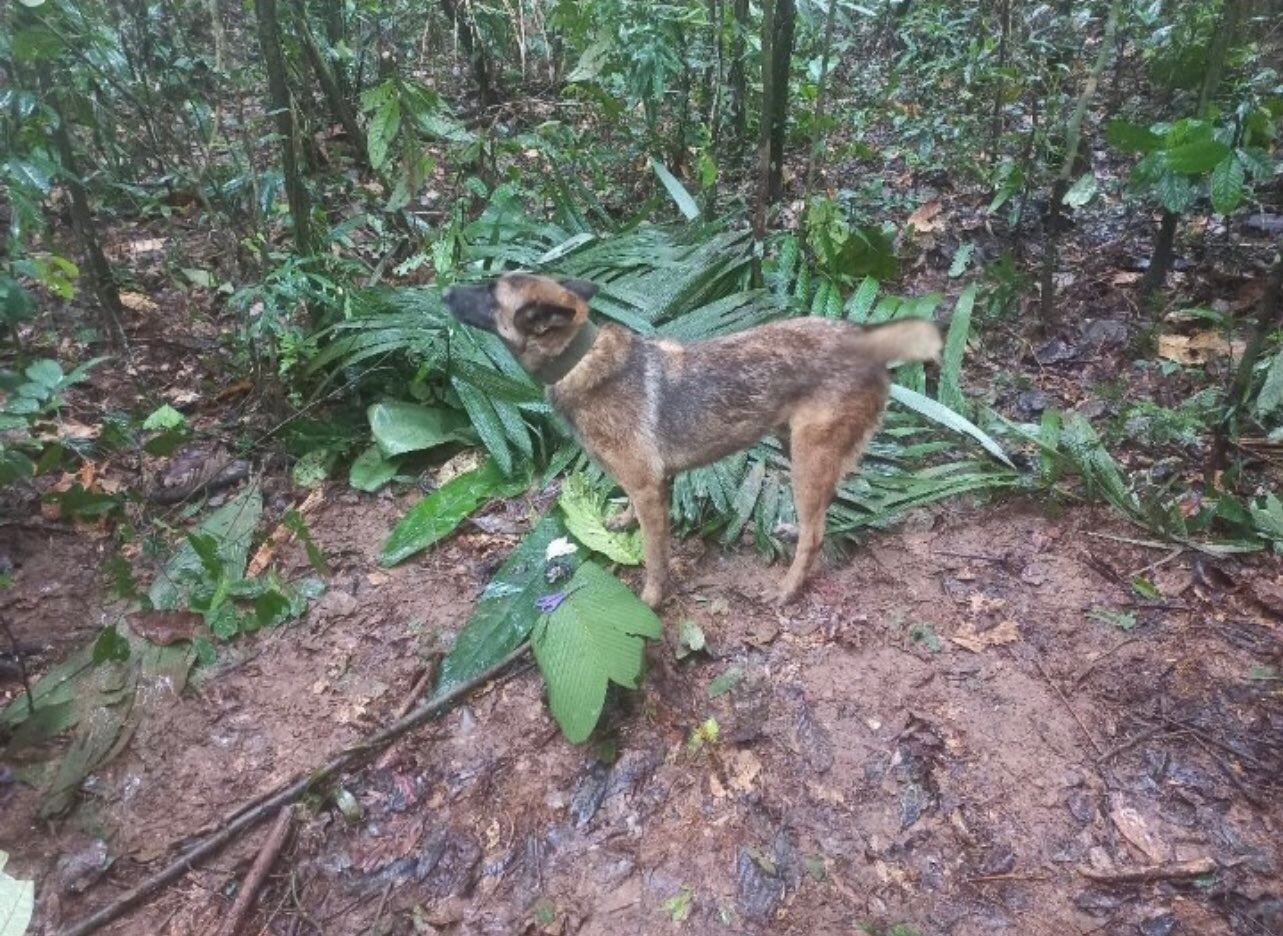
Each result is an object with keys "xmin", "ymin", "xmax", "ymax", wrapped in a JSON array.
[
  {"xmin": 514, "ymin": 302, "xmax": 577, "ymax": 337},
  {"xmin": 558, "ymin": 278, "xmax": 598, "ymax": 302}
]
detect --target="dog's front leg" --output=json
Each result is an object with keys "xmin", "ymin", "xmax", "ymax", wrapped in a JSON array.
[{"xmin": 627, "ymin": 483, "xmax": 670, "ymax": 609}]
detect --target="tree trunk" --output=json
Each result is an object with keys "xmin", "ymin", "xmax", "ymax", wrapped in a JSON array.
[
  {"xmin": 1207, "ymin": 235, "xmax": 1283, "ymax": 484},
  {"xmin": 988, "ymin": 0, "xmax": 1010, "ymax": 164},
  {"xmin": 729, "ymin": 0, "xmax": 749, "ymax": 142},
  {"xmin": 256, "ymin": 0, "xmax": 314, "ymax": 253},
  {"xmin": 295, "ymin": 5, "xmax": 367, "ymax": 156},
  {"xmin": 803, "ymin": 0, "xmax": 839, "ymax": 198},
  {"xmin": 1139, "ymin": 209, "xmax": 1178, "ymax": 301},
  {"xmin": 765, "ymin": 0, "xmax": 796, "ymax": 202},
  {"xmin": 49, "ymin": 99, "xmax": 127, "ymax": 348},
  {"xmin": 1038, "ymin": 0, "xmax": 1118, "ymax": 326},
  {"xmin": 751, "ymin": 0, "xmax": 778, "ymax": 285},
  {"xmin": 441, "ymin": 0, "xmax": 498, "ymax": 107}
]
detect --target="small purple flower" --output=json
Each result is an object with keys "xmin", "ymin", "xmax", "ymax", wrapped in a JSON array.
[{"xmin": 536, "ymin": 586, "xmax": 581, "ymax": 614}]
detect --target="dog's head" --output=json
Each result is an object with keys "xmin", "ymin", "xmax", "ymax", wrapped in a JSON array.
[{"xmin": 443, "ymin": 274, "xmax": 598, "ymax": 375}]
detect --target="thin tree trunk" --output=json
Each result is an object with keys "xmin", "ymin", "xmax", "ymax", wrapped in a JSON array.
[
  {"xmin": 803, "ymin": 0, "xmax": 839, "ymax": 198},
  {"xmin": 442, "ymin": 0, "xmax": 498, "ymax": 106},
  {"xmin": 49, "ymin": 98, "xmax": 127, "ymax": 348},
  {"xmin": 729, "ymin": 0, "xmax": 749, "ymax": 142},
  {"xmin": 295, "ymin": 6, "xmax": 367, "ymax": 156},
  {"xmin": 1039, "ymin": 0, "xmax": 1119, "ymax": 326},
  {"xmin": 766, "ymin": 0, "xmax": 796, "ymax": 202},
  {"xmin": 988, "ymin": 0, "xmax": 1010, "ymax": 164},
  {"xmin": 1207, "ymin": 235, "xmax": 1283, "ymax": 483},
  {"xmin": 255, "ymin": 0, "xmax": 314, "ymax": 253},
  {"xmin": 751, "ymin": 0, "xmax": 778, "ymax": 286}
]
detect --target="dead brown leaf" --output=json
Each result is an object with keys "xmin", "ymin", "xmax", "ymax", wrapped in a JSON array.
[
  {"xmin": 1110, "ymin": 804, "xmax": 1171, "ymax": 863},
  {"xmin": 247, "ymin": 487, "xmax": 325, "ymax": 577},
  {"xmin": 119, "ymin": 292, "xmax": 159, "ymax": 313},
  {"xmin": 906, "ymin": 200, "xmax": 944, "ymax": 233},
  {"xmin": 950, "ymin": 619, "xmax": 1020, "ymax": 653},
  {"xmin": 126, "ymin": 609, "xmax": 205, "ymax": 645},
  {"xmin": 1157, "ymin": 332, "xmax": 1246, "ymax": 365}
]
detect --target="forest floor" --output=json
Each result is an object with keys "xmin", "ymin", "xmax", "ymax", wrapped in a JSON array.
[{"xmin": 2, "ymin": 156, "xmax": 1283, "ymax": 936}]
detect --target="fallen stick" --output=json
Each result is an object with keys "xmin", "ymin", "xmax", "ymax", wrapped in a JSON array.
[
  {"xmin": 214, "ymin": 805, "xmax": 294, "ymax": 936},
  {"xmin": 61, "ymin": 642, "xmax": 532, "ymax": 936},
  {"xmin": 375, "ymin": 655, "xmax": 441, "ymax": 771},
  {"xmin": 1078, "ymin": 857, "xmax": 1218, "ymax": 884},
  {"xmin": 1033, "ymin": 657, "xmax": 1104, "ymax": 758}
]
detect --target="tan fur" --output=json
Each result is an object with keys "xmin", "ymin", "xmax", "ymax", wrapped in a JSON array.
[{"xmin": 443, "ymin": 273, "xmax": 942, "ymax": 609}]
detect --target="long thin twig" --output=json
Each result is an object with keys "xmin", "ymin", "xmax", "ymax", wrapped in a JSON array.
[
  {"xmin": 215, "ymin": 805, "xmax": 294, "ymax": 936},
  {"xmin": 1033, "ymin": 657, "xmax": 1104, "ymax": 758},
  {"xmin": 1078, "ymin": 857, "xmax": 1220, "ymax": 884},
  {"xmin": 61, "ymin": 642, "xmax": 532, "ymax": 936}
]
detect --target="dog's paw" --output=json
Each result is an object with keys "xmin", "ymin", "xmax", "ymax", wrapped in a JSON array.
[
  {"xmin": 773, "ymin": 581, "xmax": 802, "ymax": 608},
  {"xmin": 641, "ymin": 582, "xmax": 665, "ymax": 609}
]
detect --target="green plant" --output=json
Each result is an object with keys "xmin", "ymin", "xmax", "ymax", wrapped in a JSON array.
[{"xmin": 0, "ymin": 356, "xmax": 103, "ymax": 488}]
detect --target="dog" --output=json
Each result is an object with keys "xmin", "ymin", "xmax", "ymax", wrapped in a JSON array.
[{"xmin": 444, "ymin": 273, "xmax": 941, "ymax": 608}]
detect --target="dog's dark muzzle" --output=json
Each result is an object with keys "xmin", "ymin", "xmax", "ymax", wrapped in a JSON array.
[{"xmin": 442, "ymin": 284, "xmax": 497, "ymax": 331}]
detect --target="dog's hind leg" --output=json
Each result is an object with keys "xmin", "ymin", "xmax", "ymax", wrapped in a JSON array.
[{"xmin": 776, "ymin": 397, "xmax": 882, "ymax": 604}]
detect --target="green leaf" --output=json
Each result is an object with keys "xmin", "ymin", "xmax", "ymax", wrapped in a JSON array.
[
  {"xmin": 675, "ymin": 619, "xmax": 706, "ymax": 659},
  {"xmin": 368, "ymin": 97, "xmax": 402, "ymax": 171},
  {"xmin": 451, "ymin": 378, "xmax": 514, "ymax": 476},
  {"xmin": 1255, "ymin": 348, "xmax": 1283, "ymax": 418},
  {"xmin": 291, "ymin": 449, "xmax": 331, "ymax": 488},
  {"xmin": 845, "ymin": 276, "xmax": 879, "ymax": 322},
  {"xmin": 23, "ymin": 359, "xmax": 62, "ymax": 389},
  {"xmin": 1062, "ymin": 173, "xmax": 1098, "ymax": 208},
  {"xmin": 380, "ymin": 458, "xmax": 527, "ymax": 566},
  {"xmin": 706, "ymin": 665, "xmax": 744, "ymax": 698},
  {"xmin": 0, "ymin": 850, "xmax": 35, "ymax": 936},
  {"xmin": 947, "ymin": 243, "xmax": 974, "ymax": 278},
  {"xmin": 142, "ymin": 404, "xmax": 186, "ymax": 431},
  {"xmin": 1250, "ymin": 492, "xmax": 1283, "ymax": 549},
  {"xmin": 148, "ymin": 484, "xmax": 262, "ymax": 610},
  {"xmin": 349, "ymin": 444, "xmax": 399, "ymax": 492},
  {"xmin": 367, "ymin": 401, "xmax": 471, "ymax": 457},
  {"xmin": 531, "ymin": 562, "xmax": 661, "ymax": 743},
  {"xmin": 435, "ymin": 514, "xmax": 582, "ymax": 698},
  {"xmin": 889, "ymin": 385, "xmax": 1014, "ymax": 467},
  {"xmin": 558, "ymin": 473, "xmax": 643, "ymax": 565},
  {"xmin": 1165, "ymin": 139, "xmax": 1231, "ymax": 174},
  {"xmin": 8, "ymin": 157, "xmax": 51, "ymax": 194},
  {"xmin": 92, "ymin": 626, "xmax": 131, "ymax": 664},
  {"xmin": 1155, "ymin": 171, "xmax": 1196, "ymax": 214},
  {"xmin": 1106, "ymin": 119, "xmax": 1162, "ymax": 154},
  {"xmin": 1209, "ymin": 155, "xmax": 1245, "ymax": 215},
  {"xmin": 938, "ymin": 285, "xmax": 976, "ymax": 413},
  {"xmin": 662, "ymin": 887, "xmax": 694, "ymax": 923},
  {"xmin": 1088, "ymin": 606, "xmax": 1136, "ymax": 631},
  {"xmin": 1131, "ymin": 576, "xmax": 1161, "ymax": 599},
  {"xmin": 649, "ymin": 158, "xmax": 700, "ymax": 221}
]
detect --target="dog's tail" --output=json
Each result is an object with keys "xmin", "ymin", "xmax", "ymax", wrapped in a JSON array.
[{"xmin": 852, "ymin": 319, "xmax": 942, "ymax": 366}]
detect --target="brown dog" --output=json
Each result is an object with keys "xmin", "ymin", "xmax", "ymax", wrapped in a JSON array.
[{"xmin": 444, "ymin": 273, "xmax": 941, "ymax": 608}]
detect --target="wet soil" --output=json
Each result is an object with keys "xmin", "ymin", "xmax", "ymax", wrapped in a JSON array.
[{"xmin": 3, "ymin": 489, "xmax": 1279, "ymax": 936}]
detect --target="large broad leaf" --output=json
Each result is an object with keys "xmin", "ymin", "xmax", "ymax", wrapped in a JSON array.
[
  {"xmin": 1255, "ymin": 348, "xmax": 1283, "ymax": 418},
  {"xmin": 349, "ymin": 444, "xmax": 399, "ymax": 493},
  {"xmin": 367, "ymin": 97, "xmax": 401, "ymax": 171},
  {"xmin": 1209, "ymin": 155, "xmax": 1245, "ymax": 215},
  {"xmin": 0, "ymin": 851, "xmax": 34, "ymax": 936},
  {"xmin": 148, "ymin": 484, "xmax": 262, "ymax": 610},
  {"xmin": 1062, "ymin": 173, "xmax": 1098, "ymax": 208},
  {"xmin": 433, "ymin": 514, "xmax": 582, "ymax": 698},
  {"xmin": 1106, "ymin": 119, "xmax": 1163, "ymax": 154},
  {"xmin": 368, "ymin": 401, "xmax": 472, "ymax": 457},
  {"xmin": 649, "ymin": 158, "xmax": 700, "ymax": 221},
  {"xmin": 380, "ymin": 457, "xmax": 529, "ymax": 566},
  {"xmin": 531, "ymin": 562, "xmax": 662, "ymax": 743},
  {"xmin": 558, "ymin": 472, "xmax": 643, "ymax": 565},
  {"xmin": 890, "ymin": 385, "xmax": 1014, "ymax": 468},
  {"xmin": 1165, "ymin": 138, "xmax": 1232, "ymax": 175},
  {"xmin": 1156, "ymin": 172, "xmax": 1197, "ymax": 214},
  {"xmin": 938, "ymin": 285, "xmax": 976, "ymax": 413}
]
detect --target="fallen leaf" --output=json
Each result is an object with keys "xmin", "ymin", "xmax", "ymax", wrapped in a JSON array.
[
  {"xmin": 247, "ymin": 487, "xmax": 325, "ymax": 577},
  {"xmin": 1157, "ymin": 332, "xmax": 1246, "ymax": 365},
  {"xmin": 950, "ymin": 619, "xmax": 1020, "ymax": 652},
  {"xmin": 906, "ymin": 200, "xmax": 944, "ymax": 233},
  {"xmin": 1111, "ymin": 271, "xmax": 1142, "ymax": 285},
  {"xmin": 119, "ymin": 292, "xmax": 159, "ymax": 312},
  {"xmin": 126, "ymin": 609, "xmax": 204, "ymax": 645},
  {"xmin": 1110, "ymin": 804, "xmax": 1171, "ymax": 863},
  {"xmin": 127, "ymin": 238, "xmax": 166, "ymax": 255},
  {"xmin": 728, "ymin": 749, "xmax": 762, "ymax": 793}
]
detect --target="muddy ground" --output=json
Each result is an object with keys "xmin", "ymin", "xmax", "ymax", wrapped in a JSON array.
[{"xmin": 3, "ymin": 483, "xmax": 1281, "ymax": 936}]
